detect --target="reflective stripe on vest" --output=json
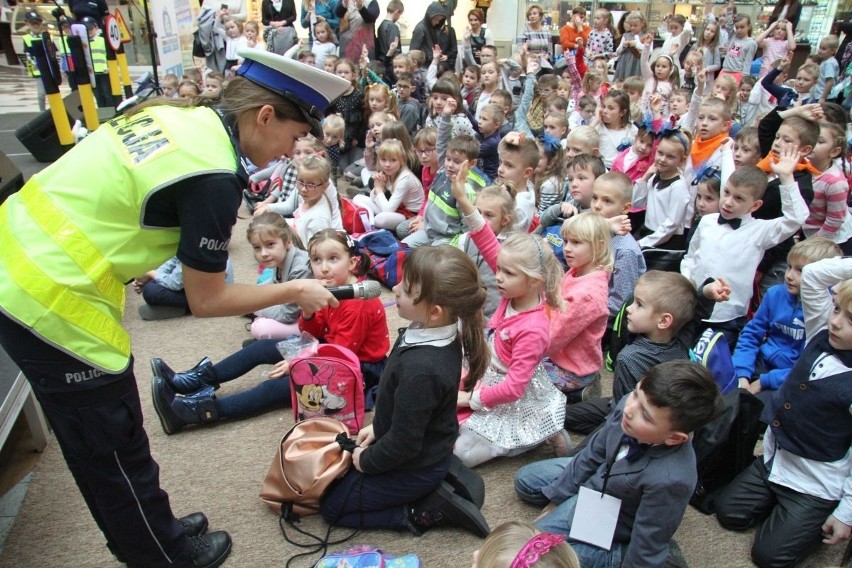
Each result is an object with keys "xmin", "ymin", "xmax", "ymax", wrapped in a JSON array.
[
  {"xmin": 20, "ymin": 184, "xmax": 125, "ymax": 305},
  {"xmin": 0, "ymin": 203, "xmax": 131, "ymax": 359},
  {"xmin": 22, "ymin": 34, "xmax": 41, "ymax": 77},
  {"xmin": 90, "ymin": 35, "xmax": 107, "ymax": 73},
  {"xmin": 0, "ymin": 106, "xmax": 238, "ymax": 372}
]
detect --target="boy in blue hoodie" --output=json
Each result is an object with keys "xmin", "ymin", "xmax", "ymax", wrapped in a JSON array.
[{"xmin": 734, "ymin": 237, "xmax": 841, "ymax": 399}]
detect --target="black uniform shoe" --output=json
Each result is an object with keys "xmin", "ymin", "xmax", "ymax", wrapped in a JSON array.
[
  {"xmin": 108, "ymin": 513, "xmax": 209, "ymax": 564},
  {"xmin": 178, "ymin": 512, "xmax": 208, "ymax": 537},
  {"xmin": 190, "ymin": 531, "xmax": 231, "ymax": 568},
  {"xmin": 406, "ymin": 482, "xmax": 490, "ymax": 538},
  {"xmin": 151, "ymin": 357, "xmax": 217, "ymax": 394}
]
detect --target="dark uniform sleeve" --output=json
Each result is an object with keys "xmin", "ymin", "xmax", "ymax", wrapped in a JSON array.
[{"xmin": 143, "ymin": 173, "xmax": 242, "ymax": 274}]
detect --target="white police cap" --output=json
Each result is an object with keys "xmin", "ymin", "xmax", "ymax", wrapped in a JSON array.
[{"xmin": 236, "ymin": 49, "xmax": 350, "ymax": 138}]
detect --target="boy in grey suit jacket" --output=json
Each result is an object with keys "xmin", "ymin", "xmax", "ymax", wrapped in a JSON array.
[{"xmin": 515, "ymin": 360, "xmax": 724, "ymax": 567}]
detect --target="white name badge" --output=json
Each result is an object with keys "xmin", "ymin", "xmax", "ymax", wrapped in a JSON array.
[{"xmin": 569, "ymin": 486, "xmax": 622, "ymax": 551}]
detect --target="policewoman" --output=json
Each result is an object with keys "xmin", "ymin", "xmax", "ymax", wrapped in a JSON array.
[{"xmin": 0, "ymin": 50, "xmax": 348, "ymax": 568}]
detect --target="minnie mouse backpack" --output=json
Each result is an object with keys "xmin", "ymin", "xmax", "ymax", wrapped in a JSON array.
[{"xmin": 289, "ymin": 344, "xmax": 365, "ymax": 435}]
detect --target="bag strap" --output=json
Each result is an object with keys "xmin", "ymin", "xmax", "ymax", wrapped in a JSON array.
[
  {"xmin": 279, "ymin": 432, "xmax": 361, "ymax": 567},
  {"xmin": 279, "ymin": 504, "xmax": 360, "ymax": 568},
  {"xmin": 314, "ymin": 344, "xmax": 361, "ymax": 369}
]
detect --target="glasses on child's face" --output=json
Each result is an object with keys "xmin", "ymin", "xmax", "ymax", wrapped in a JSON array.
[
  {"xmin": 296, "ymin": 179, "xmax": 324, "ymax": 191},
  {"xmin": 416, "ymin": 147, "xmax": 436, "ymax": 155},
  {"xmin": 397, "ymin": 84, "xmax": 412, "ymax": 90}
]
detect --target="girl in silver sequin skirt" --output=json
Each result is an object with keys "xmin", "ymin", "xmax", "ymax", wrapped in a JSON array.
[{"xmin": 451, "ymin": 164, "xmax": 567, "ymax": 468}]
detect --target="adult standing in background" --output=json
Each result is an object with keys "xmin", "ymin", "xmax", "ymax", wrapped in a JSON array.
[
  {"xmin": 438, "ymin": 0, "xmax": 457, "ymax": 19},
  {"xmin": 201, "ymin": 0, "xmax": 246, "ymax": 23},
  {"xmin": 261, "ymin": 0, "xmax": 297, "ymax": 53},
  {"xmin": 410, "ymin": 2, "xmax": 457, "ymax": 73},
  {"xmin": 301, "ymin": 0, "xmax": 341, "ymax": 46},
  {"xmin": 68, "ymin": 0, "xmax": 108, "ymax": 26},
  {"xmin": 462, "ymin": 8, "xmax": 493, "ymax": 66},
  {"xmin": 261, "ymin": 0, "xmax": 296, "ymax": 33},
  {"xmin": 475, "ymin": 0, "xmax": 491, "ymax": 22},
  {"xmin": 196, "ymin": 3, "xmax": 227, "ymax": 73},
  {"xmin": 335, "ymin": 0, "xmax": 379, "ymax": 62},
  {"xmin": 768, "ymin": 0, "xmax": 801, "ymax": 32},
  {"xmin": 560, "ymin": 5, "xmax": 591, "ymax": 54},
  {"xmin": 524, "ymin": 4, "xmax": 553, "ymax": 70}
]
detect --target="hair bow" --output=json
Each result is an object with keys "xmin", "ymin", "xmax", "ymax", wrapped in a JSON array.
[{"xmin": 539, "ymin": 133, "xmax": 562, "ymax": 154}]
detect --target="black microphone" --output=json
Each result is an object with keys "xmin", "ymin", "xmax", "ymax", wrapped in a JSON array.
[{"xmin": 327, "ymin": 280, "xmax": 382, "ymax": 300}]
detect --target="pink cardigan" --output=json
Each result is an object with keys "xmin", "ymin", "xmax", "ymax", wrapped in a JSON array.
[
  {"xmin": 468, "ymin": 221, "xmax": 552, "ymax": 410},
  {"xmin": 546, "ymin": 267, "xmax": 609, "ymax": 376}
]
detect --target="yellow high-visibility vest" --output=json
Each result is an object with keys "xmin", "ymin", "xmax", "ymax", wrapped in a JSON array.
[{"xmin": 0, "ymin": 105, "xmax": 238, "ymax": 372}]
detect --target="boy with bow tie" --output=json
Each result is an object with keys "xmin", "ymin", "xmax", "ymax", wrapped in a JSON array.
[{"xmin": 680, "ymin": 144, "xmax": 808, "ymax": 349}]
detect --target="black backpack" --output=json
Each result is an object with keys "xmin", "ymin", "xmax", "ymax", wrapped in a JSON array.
[
  {"xmin": 690, "ymin": 389, "xmax": 764, "ymax": 514},
  {"xmin": 605, "ymin": 296, "xmax": 635, "ymax": 372}
]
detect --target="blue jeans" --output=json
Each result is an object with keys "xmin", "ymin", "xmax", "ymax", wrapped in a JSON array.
[{"xmin": 514, "ymin": 458, "xmax": 624, "ymax": 568}]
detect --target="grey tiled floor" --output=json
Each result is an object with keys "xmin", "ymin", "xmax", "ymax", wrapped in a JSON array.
[
  {"xmin": 0, "ymin": 472, "xmax": 32, "ymax": 555},
  {"xmin": 0, "ymin": 62, "xmax": 73, "ymax": 114}
]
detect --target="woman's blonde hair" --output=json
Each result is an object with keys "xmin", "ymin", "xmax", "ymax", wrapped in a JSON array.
[
  {"xmin": 500, "ymin": 233, "xmax": 565, "ymax": 309},
  {"xmin": 476, "ymin": 521, "xmax": 580, "ymax": 568},
  {"xmin": 561, "ymin": 212, "xmax": 613, "ymax": 272},
  {"xmin": 403, "ymin": 246, "xmax": 488, "ymax": 390}
]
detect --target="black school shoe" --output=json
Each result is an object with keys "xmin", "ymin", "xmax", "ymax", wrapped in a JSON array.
[
  {"xmin": 405, "ymin": 481, "xmax": 490, "ymax": 538},
  {"xmin": 444, "ymin": 455, "xmax": 485, "ymax": 509}
]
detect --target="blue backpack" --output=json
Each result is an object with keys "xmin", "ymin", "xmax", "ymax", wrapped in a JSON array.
[
  {"xmin": 356, "ymin": 229, "xmax": 411, "ymax": 288},
  {"xmin": 690, "ymin": 328, "xmax": 737, "ymax": 394},
  {"xmin": 541, "ymin": 223, "xmax": 566, "ymax": 268}
]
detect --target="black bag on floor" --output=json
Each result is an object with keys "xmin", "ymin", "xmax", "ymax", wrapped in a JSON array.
[{"xmin": 690, "ymin": 388, "xmax": 764, "ymax": 514}]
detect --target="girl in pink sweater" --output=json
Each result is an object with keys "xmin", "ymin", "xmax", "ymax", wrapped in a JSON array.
[
  {"xmin": 545, "ymin": 212, "xmax": 611, "ymax": 403},
  {"xmin": 452, "ymin": 164, "xmax": 568, "ymax": 468}
]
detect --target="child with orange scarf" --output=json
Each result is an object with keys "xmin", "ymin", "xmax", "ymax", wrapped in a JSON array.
[
  {"xmin": 751, "ymin": 103, "xmax": 823, "ymax": 298},
  {"xmin": 681, "ymin": 100, "xmax": 729, "ymax": 223}
]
